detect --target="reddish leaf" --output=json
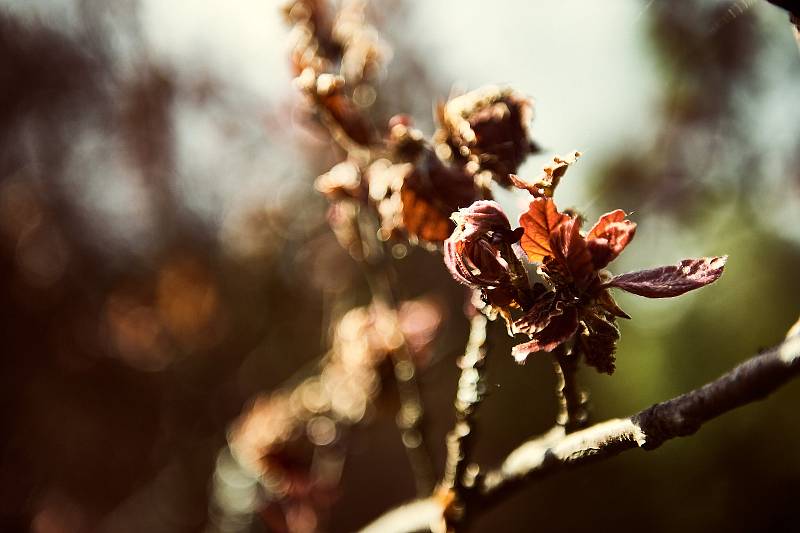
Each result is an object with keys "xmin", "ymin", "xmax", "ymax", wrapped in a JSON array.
[
  {"xmin": 547, "ymin": 217, "xmax": 595, "ymax": 286},
  {"xmin": 587, "ymin": 210, "xmax": 625, "ymax": 240},
  {"xmin": 443, "ymin": 200, "xmax": 519, "ymax": 289},
  {"xmin": 401, "ymin": 185, "xmax": 453, "ymax": 242},
  {"xmin": 402, "ymin": 151, "xmax": 478, "ymax": 243},
  {"xmin": 512, "ymin": 293, "xmax": 561, "ymax": 335},
  {"xmin": 320, "ymin": 93, "xmax": 374, "ymax": 146},
  {"xmin": 577, "ymin": 314, "xmax": 620, "ymax": 375},
  {"xmin": 605, "ymin": 256, "xmax": 727, "ymax": 298},
  {"xmin": 512, "ymin": 305, "xmax": 579, "ymax": 363},
  {"xmin": 518, "ymin": 198, "xmax": 570, "ymax": 262},
  {"xmin": 586, "ymin": 210, "xmax": 637, "ymax": 269}
]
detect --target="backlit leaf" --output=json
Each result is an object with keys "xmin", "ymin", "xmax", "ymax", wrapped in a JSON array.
[
  {"xmin": 586, "ymin": 209, "xmax": 637, "ymax": 269},
  {"xmin": 512, "ymin": 293, "xmax": 561, "ymax": 335},
  {"xmin": 401, "ymin": 151, "xmax": 478, "ymax": 243},
  {"xmin": 547, "ymin": 217, "xmax": 595, "ymax": 287},
  {"xmin": 596, "ymin": 289, "xmax": 631, "ymax": 320},
  {"xmin": 605, "ymin": 256, "xmax": 727, "ymax": 298},
  {"xmin": 511, "ymin": 305, "xmax": 579, "ymax": 363},
  {"xmin": 518, "ymin": 198, "xmax": 570, "ymax": 262}
]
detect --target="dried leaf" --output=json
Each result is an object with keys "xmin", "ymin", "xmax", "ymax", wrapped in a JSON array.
[
  {"xmin": 508, "ymin": 173, "xmax": 537, "ymax": 195},
  {"xmin": 518, "ymin": 198, "xmax": 570, "ymax": 262},
  {"xmin": 509, "ymin": 151, "xmax": 581, "ymax": 198},
  {"xmin": 605, "ymin": 256, "xmax": 727, "ymax": 298},
  {"xmin": 577, "ymin": 314, "xmax": 620, "ymax": 375},
  {"xmin": 586, "ymin": 210, "xmax": 637, "ymax": 269},
  {"xmin": 512, "ymin": 305, "xmax": 579, "ymax": 363}
]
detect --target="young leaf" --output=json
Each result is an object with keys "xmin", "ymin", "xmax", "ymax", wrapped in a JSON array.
[
  {"xmin": 605, "ymin": 256, "xmax": 727, "ymax": 298},
  {"xmin": 586, "ymin": 209, "xmax": 637, "ymax": 269},
  {"xmin": 511, "ymin": 306, "xmax": 579, "ymax": 363},
  {"xmin": 512, "ymin": 293, "xmax": 561, "ymax": 335},
  {"xmin": 518, "ymin": 198, "xmax": 570, "ymax": 262},
  {"xmin": 547, "ymin": 217, "xmax": 595, "ymax": 286}
]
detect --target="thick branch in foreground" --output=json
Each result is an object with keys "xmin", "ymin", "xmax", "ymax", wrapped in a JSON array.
[{"xmin": 359, "ymin": 331, "xmax": 800, "ymax": 533}]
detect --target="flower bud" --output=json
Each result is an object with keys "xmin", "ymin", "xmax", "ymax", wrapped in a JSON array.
[{"xmin": 444, "ymin": 201, "xmax": 527, "ymax": 308}]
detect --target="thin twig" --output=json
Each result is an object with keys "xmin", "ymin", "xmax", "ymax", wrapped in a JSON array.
[
  {"xmin": 357, "ymin": 330, "xmax": 800, "ymax": 533},
  {"xmin": 439, "ymin": 310, "xmax": 488, "ymax": 529},
  {"xmin": 355, "ymin": 209, "xmax": 436, "ymax": 496}
]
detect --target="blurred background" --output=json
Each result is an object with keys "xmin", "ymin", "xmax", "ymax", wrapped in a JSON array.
[{"xmin": 1, "ymin": 0, "xmax": 799, "ymax": 532}]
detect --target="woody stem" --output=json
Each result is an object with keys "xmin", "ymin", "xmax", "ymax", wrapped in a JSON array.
[
  {"xmin": 441, "ymin": 308, "xmax": 489, "ymax": 530},
  {"xmin": 553, "ymin": 343, "xmax": 588, "ymax": 433}
]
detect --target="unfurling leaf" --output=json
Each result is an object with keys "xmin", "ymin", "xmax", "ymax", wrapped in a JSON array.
[
  {"xmin": 443, "ymin": 201, "xmax": 530, "ymax": 313},
  {"xmin": 518, "ymin": 198, "xmax": 570, "ymax": 262},
  {"xmin": 512, "ymin": 293, "xmax": 562, "ymax": 335},
  {"xmin": 605, "ymin": 256, "xmax": 727, "ymax": 298},
  {"xmin": 511, "ymin": 306, "xmax": 579, "ymax": 363},
  {"xmin": 577, "ymin": 314, "xmax": 620, "ymax": 374},
  {"xmin": 547, "ymin": 217, "xmax": 595, "ymax": 287},
  {"xmin": 586, "ymin": 209, "xmax": 637, "ymax": 269}
]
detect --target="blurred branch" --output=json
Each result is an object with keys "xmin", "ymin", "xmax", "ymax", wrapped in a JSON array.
[
  {"xmin": 358, "ymin": 327, "xmax": 800, "ymax": 532},
  {"xmin": 439, "ymin": 310, "xmax": 488, "ymax": 530},
  {"xmin": 356, "ymin": 209, "xmax": 436, "ymax": 496}
]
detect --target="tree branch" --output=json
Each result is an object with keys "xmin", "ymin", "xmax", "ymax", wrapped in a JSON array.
[
  {"xmin": 356, "ymin": 209, "xmax": 436, "ymax": 496},
  {"xmin": 437, "ymin": 310, "xmax": 489, "ymax": 531},
  {"xmin": 442, "ymin": 312, "xmax": 488, "ymax": 491},
  {"xmin": 357, "ymin": 329, "xmax": 800, "ymax": 533}
]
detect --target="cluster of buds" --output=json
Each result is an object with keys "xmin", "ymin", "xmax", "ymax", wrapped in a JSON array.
[
  {"xmin": 445, "ymin": 154, "xmax": 726, "ymax": 373},
  {"xmin": 290, "ymin": 4, "xmax": 542, "ymax": 250},
  {"xmin": 314, "ymin": 90, "xmax": 540, "ymax": 249},
  {"xmin": 435, "ymin": 85, "xmax": 537, "ymax": 188},
  {"xmin": 286, "ymin": 0, "xmax": 387, "ymax": 148}
]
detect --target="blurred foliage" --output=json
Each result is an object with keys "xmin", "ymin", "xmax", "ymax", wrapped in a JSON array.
[{"xmin": 1, "ymin": 1, "xmax": 799, "ymax": 533}]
